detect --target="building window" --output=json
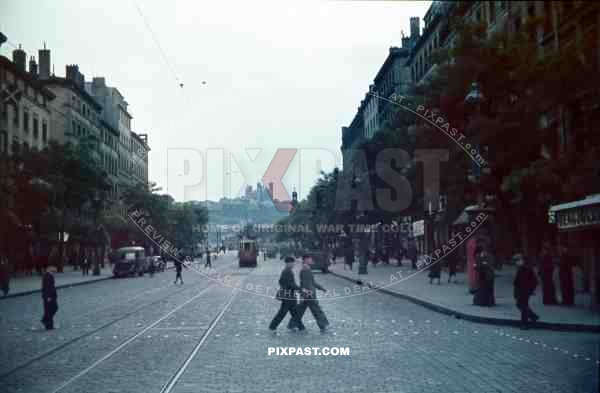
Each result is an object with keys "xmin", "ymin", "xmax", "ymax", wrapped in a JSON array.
[
  {"xmin": 527, "ymin": 4, "xmax": 535, "ymax": 19},
  {"xmin": 12, "ymin": 136, "xmax": 19, "ymax": 154},
  {"xmin": 23, "ymin": 108, "xmax": 29, "ymax": 133},
  {"xmin": 514, "ymin": 16, "xmax": 522, "ymax": 32},
  {"xmin": 12, "ymin": 106, "xmax": 19, "ymax": 127},
  {"xmin": 42, "ymin": 120, "xmax": 48, "ymax": 142},
  {"xmin": 0, "ymin": 131, "xmax": 8, "ymax": 153},
  {"xmin": 33, "ymin": 115, "xmax": 39, "ymax": 139}
]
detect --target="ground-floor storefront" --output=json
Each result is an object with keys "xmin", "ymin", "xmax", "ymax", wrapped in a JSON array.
[{"xmin": 550, "ymin": 194, "xmax": 600, "ymax": 308}]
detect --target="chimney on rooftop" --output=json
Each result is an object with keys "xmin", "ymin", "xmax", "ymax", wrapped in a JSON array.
[
  {"xmin": 92, "ymin": 77, "xmax": 106, "ymax": 88},
  {"xmin": 29, "ymin": 56, "xmax": 38, "ymax": 78},
  {"xmin": 38, "ymin": 42, "xmax": 51, "ymax": 79},
  {"xmin": 401, "ymin": 30, "xmax": 410, "ymax": 48},
  {"xmin": 12, "ymin": 44, "xmax": 26, "ymax": 72},
  {"xmin": 66, "ymin": 64, "xmax": 85, "ymax": 89},
  {"xmin": 410, "ymin": 17, "xmax": 420, "ymax": 38}
]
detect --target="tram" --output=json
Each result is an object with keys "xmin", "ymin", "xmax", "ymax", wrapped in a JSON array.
[{"xmin": 238, "ymin": 238, "xmax": 258, "ymax": 267}]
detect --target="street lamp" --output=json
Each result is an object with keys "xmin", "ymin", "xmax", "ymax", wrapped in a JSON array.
[
  {"xmin": 92, "ymin": 194, "xmax": 102, "ymax": 276},
  {"xmin": 464, "ymin": 82, "xmax": 484, "ymax": 186},
  {"xmin": 351, "ymin": 175, "xmax": 369, "ymax": 275}
]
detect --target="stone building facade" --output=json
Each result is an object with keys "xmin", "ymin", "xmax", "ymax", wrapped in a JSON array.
[{"xmin": 0, "ymin": 49, "xmax": 54, "ymax": 154}]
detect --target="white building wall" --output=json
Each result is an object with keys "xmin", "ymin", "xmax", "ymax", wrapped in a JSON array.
[{"xmin": 2, "ymin": 70, "xmax": 52, "ymax": 152}]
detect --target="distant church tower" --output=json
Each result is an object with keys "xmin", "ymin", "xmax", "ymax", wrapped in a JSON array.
[{"xmin": 290, "ymin": 185, "xmax": 298, "ymax": 215}]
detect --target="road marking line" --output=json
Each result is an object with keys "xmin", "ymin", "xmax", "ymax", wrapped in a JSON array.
[
  {"xmin": 50, "ymin": 285, "xmax": 215, "ymax": 393},
  {"xmin": 159, "ymin": 289, "xmax": 239, "ymax": 393}
]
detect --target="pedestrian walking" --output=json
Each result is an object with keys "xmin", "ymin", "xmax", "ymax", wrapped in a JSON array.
[
  {"xmin": 269, "ymin": 256, "xmax": 305, "ymax": 333},
  {"xmin": 513, "ymin": 253, "xmax": 539, "ymax": 329},
  {"xmin": 41, "ymin": 266, "xmax": 58, "ymax": 330},
  {"xmin": 447, "ymin": 253, "xmax": 458, "ymax": 283},
  {"xmin": 295, "ymin": 255, "xmax": 329, "ymax": 332},
  {"xmin": 344, "ymin": 246, "xmax": 353, "ymax": 271},
  {"xmin": 396, "ymin": 245, "xmax": 406, "ymax": 266},
  {"xmin": 473, "ymin": 239, "xmax": 495, "ymax": 306},
  {"xmin": 148, "ymin": 257, "xmax": 156, "ymax": 277},
  {"xmin": 539, "ymin": 242, "xmax": 558, "ymax": 305},
  {"xmin": 174, "ymin": 259, "xmax": 187, "ymax": 284},
  {"xmin": 81, "ymin": 254, "xmax": 90, "ymax": 276},
  {"xmin": 428, "ymin": 260, "xmax": 442, "ymax": 284},
  {"xmin": 205, "ymin": 249, "xmax": 211, "ymax": 268},
  {"xmin": 558, "ymin": 244, "xmax": 576, "ymax": 306},
  {"xmin": 0, "ymin": 254, "xmax": 10, "ymax": 297},
  {"xmin": 407, "ymin": 241, "xmax": 418, "ymax": 269}
]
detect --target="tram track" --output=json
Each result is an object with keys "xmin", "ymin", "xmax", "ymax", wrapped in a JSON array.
[
  {"xmin": 42, "ymin": 273, "xmax": 249, "ymax": 393},
  {"xmin": 159, "ymin": 288, "xmax": 240, "ymax": 393},
  {"xmin": 0, "ymin": 281, "xmax": 197, "ymax": 380},
  {"xmin": 44, "ymin": 267, "xmax": 250, "ymax": 393},
  {"xmin": 0, "ymin": 260, "xmax": 240, "ymax": 381},
  {"xmin": 49, "ymin": 284, "xmax": 222, "ymax": 393}
]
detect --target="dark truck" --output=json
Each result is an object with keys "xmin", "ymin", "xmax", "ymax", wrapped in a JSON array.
[
  {"xmin": 112, "ymin": 246, "xmax": 148, "ymax": 277},
  {"xmin": 303, "ymin": 250, "xmax": 330, "ymax": 273}
]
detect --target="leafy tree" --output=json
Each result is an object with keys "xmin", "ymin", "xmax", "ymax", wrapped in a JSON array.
[{"xmin": 413, "ymin": 13, "xmax": 600, "ymax": 253}]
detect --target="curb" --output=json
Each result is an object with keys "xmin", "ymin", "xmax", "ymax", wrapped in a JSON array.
[
  {"xmin": 1, "ymin": 276, "xmax": 113, "ymax": 300},
  {"xmin": 330, "ymin": 271, "xmax": 600, "ymax": 334},
  {"xmin": 1, "ymin": 264, "xmax": 178, "ymax": 300}
]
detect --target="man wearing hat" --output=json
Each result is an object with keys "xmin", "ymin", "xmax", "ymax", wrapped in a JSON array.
[
  {"xmin": 269, "ymin": 256, "xmax": 305, "ymax": 333},
  {"xmin": 41, "ymin": 266, "xmax": 58, "ymax": 330},
  {"xmin": 295, "ymin": 254, "xmax": 330, "ymax": 332},
  {"xmin": 513, "ymin": 253, "xmax": 539, "ymax": 329}
]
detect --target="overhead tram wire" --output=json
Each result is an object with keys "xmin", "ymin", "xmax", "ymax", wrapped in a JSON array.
[
  {"xmin": 131, "ymin": 0, "xmax": 206, "ymax": 113},
  {"xmin": 131, "ymin": 0, "xmax": 182, "ymax": 88}
]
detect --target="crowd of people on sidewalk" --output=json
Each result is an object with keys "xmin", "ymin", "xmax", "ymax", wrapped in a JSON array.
[{"xmin": 330, "ymin": 235, "xmax": 581, "ymax": 330}]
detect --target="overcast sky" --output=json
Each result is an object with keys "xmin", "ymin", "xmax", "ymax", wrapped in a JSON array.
[{"xmin": 1, "ymin": 0, "xmax": 432, "ymax": 203}]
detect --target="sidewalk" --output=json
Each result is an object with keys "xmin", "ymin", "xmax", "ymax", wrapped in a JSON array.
[
  {"xmin": 1, "ymin": 266, "xmax": 114, "ymax": 299},
  {"xmin": 0, "ymin": 260, "xmax": 186, "ymax": 299},
  {"xmin": 329, "ymin": 259, "xmax": 600, "ymax": 333}
]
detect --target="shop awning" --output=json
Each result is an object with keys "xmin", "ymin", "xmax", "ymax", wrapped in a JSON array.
[
  {"xmin": 549, "ymin": 194, "xmax": 600, "ymax": 231},
  {"xmin": 549, "ymin": 194, "xmax": 600, "ymax": 212},
  {"xmin": 452, "ymin": 205, "xmax": 495, "ymax": 226}
]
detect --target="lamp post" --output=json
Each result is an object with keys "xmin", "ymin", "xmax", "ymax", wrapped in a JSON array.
[
  {"xmin": 464, "ymin": 82, "xmax": 497, "ymax": 270},
  {"xmin": 92, "ymin": 194, "xmax": 102, "ymax": 276},
  {"xmin": 422, "ymin": 199, "xmax": 436, "ymax": 260},
  {"xmin": 351, "ymin": 175, "xmax": 369, "ymax": 275}
]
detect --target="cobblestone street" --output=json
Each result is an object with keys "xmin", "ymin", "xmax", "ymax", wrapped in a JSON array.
[{"xmin": 1, "ymin": 256, "xmax": 597, "ymax": 393}]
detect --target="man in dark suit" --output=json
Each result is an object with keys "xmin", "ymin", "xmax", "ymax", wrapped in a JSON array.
[
  {"xmin": 205, "ymin": 248, "xmax": 212, "ymax": 268},
  {"xmin": 41, "ymin": 266, "xmax": 58, "ymax": 330},
  {"xmin": 295, "ymin": 255, "xmax": 330, "ymax": 332},
  {"xmin": 269, "ymin": 257, "xmax": 305, "ymax": 332},
  {"xmin": 174, "ymin": 259, "xmax": 187, "ymax": 285},
  {"xmin": 513, "ymin": 253, "xmax": 539, "ymax": 329}
]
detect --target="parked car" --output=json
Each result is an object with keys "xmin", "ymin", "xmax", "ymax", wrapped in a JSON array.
[
  {"xmin": 303, "ymin": 250, "xmax": 330, "ymax": 273},
  {"xmin": 112, "ymin": 247, "xmax": 148, "ymax": 277},
  {"xmin": 155, "ymin": 256, "xmax": 166, "ymax": 272}
]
